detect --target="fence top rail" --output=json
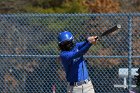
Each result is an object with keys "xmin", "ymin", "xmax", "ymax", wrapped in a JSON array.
[{"xmin": 0, "ymin": 13, "xmax": 140, "ymax": 17}]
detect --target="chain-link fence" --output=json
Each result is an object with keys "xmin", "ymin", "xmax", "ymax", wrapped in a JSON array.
[{"xmin": 0, "ymin": 13, "xmax": 140, "ymax": 93}]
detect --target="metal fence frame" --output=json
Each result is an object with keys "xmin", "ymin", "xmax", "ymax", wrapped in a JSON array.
[{"xmin": 0, "ymin": 13, "xmax": 140, "ymax": 93}]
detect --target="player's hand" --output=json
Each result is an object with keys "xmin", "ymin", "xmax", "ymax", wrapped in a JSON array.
[{"xmin": 87, "ymin": 36, "xmax": 98, "ymax": 44}]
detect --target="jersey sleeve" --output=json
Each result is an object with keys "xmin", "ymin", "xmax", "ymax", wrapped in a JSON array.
[
  {"xmin": 76, "ymin": 41, "xmax": 87, "ymax": 49},
  {"xmin": 62, "ymin": 41, "xmax": 92, "ymax": 60}
]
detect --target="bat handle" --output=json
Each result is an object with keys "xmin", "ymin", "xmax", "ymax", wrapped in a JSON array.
[{"xmin": 95, "ymin": 36, "xmax": 99, "ymax": 41}]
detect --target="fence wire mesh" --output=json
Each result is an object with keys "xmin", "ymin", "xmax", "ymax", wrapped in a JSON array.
[{"xmin": 0, "ymin": 13, "xmax": 140, "ymax": 93}]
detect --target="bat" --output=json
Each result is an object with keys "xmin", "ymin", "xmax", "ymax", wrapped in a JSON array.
[{"xmin": 96, "ymin": 24, "xmax": 121, "ymax": 40}]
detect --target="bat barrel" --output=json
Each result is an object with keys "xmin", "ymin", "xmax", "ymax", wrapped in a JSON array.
[
  {"xmin": 100, "ymin": 24, "xmax": 121, "ymax": 37},
  {"xmin": 117, "ymin": 24, "xmax": 121, "ymax": 29}
]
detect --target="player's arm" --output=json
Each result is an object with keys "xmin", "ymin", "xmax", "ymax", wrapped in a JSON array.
[
  {"xmin": 78, "ymin": 36, "xmax": 98, "ymax": 49},
  {"xmin": 77, "ymin": 41, "xmax": 87, "ymax": 49},
  {"xmin": 62, "ymin": 42, "xmax": 91, "ymax": 60},
  {"xmin": 63, "ymin": 36, "xmax": 97, "ymax": 59}
]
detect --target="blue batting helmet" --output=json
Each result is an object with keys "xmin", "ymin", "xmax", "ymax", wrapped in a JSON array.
[{"xmin": 58, "ymin": 31, "xmax": 74, "ymax": 44}]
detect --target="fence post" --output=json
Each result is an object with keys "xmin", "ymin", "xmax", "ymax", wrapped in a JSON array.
[{"xmin": 128, "ymin": 14, "xmax": 133, "ymax": 91}]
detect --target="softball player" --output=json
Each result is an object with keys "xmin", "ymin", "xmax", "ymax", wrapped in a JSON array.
[{"xmin": 58, "ymin": 31, "xmax": 97, "ymax": 93}]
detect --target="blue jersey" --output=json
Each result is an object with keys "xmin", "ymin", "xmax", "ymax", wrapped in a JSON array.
[{"xmin": 60, "ymin": 41, "xmax": 92, "ymax": 83}]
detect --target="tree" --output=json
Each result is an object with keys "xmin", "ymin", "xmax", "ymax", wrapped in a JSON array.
[{"xmin": 83, "ymin": 0, "xmax": 121, "ymax": 13}]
